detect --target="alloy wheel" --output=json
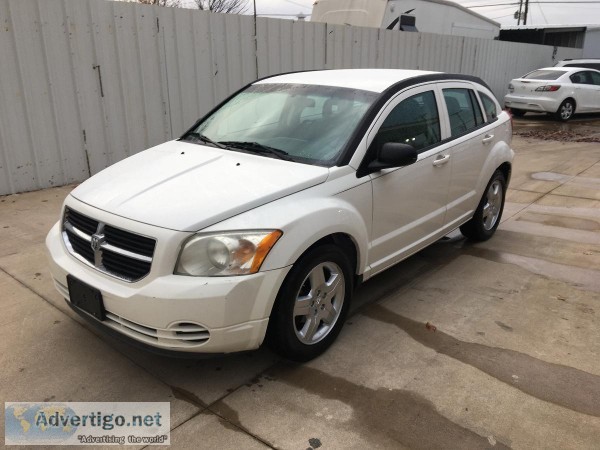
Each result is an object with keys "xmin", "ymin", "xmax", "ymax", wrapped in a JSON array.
[
  {"xmin": 482, "ymin": 180, "xmax": 503, "ymax": 231},
  {"xmin": 293, "ymin": 262, "xmax": 345, "ymax": 345}
]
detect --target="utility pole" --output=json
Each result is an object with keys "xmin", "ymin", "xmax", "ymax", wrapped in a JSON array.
[
  {"xmin": 523, "ymin": 0, "xmax": 529, "ymax": 25},
  {"xmin": 253, "ymin": 0, "xmax": 258, "ymax": 78},
  {"xmin": 517, "ymin": 0, "xmax": 523, "ymax": 25}
]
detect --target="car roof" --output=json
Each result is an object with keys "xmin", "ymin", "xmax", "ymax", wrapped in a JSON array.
[
  {"xmin": 536, "ymin": 66, "xmax": 600, "ymax": 74},
  {"xmin": 557, "ymin": 58, "xmax": 600, "ymax": 64},
  {"xmin": 255, "ymin": 69, "xmax": 441, "ymax": 93}
]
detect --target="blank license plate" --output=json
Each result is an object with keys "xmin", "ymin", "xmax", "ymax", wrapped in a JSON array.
[{"xmin": 67, "ymin": 275, "xmax": 105, "ymax": 321}]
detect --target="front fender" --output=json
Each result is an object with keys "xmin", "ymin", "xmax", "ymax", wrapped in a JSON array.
[{"xmin": 202, "ymin": 180, "xmax": 372, "ymax": 275}]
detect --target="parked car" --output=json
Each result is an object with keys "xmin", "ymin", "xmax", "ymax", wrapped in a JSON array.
[
  {"xmin": 504, "ymin": 67, "xmax": 600, "ymax": 121},
  {"xmin": 554, "ymin": 58, "xmax": 600, "ymax": 71},
  {"xmin": 46, "ymin": 69, "xmax": 514, "ymax": 361}
]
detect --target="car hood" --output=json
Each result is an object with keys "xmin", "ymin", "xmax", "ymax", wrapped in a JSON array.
[{"xmin": 71, "ymin": 140, "xmax": 330, "ymax": 232}]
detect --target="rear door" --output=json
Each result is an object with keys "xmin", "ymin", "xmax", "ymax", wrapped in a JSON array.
[
  {"xmin": 437, "ymin": 82, "xmax": 492, "ymax": 229},
  {"xmin": 571, "ymin": 71, "xmax": 600, "ymax": 112}
]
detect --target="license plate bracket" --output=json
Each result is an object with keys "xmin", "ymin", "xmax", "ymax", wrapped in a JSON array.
[{"xmin": 67, "ymin": 275, "xmax": 105, "ymax": 321}]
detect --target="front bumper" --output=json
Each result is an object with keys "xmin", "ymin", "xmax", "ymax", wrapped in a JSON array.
[
  {"xmin": 504, "ymin": 94, "xmax": 561, "ymax": 113},
  {"xmin": 46, "ymin": 218, "xmax": 291, "ymax": 355}
]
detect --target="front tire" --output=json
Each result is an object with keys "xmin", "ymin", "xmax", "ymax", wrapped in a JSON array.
[
  {"xmin": 460, "ymin": 170, "xmax": 506, "ymax": 242},
  {"xmin": 267, "ymin": 244, "xmax": 353, "ymax": 361},
  {"xmin": 555, "ymin": 99, "xmax": 575, "ymax": 121}
]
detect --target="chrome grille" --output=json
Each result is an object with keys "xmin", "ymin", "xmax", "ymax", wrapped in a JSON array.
[{"xmin": 62, "ymin": 208, "xmax": 156, "ymax": 282}]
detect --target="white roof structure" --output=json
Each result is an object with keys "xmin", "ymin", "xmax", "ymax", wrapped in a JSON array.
[{"xmin": 255, "ymin": 69, "xmax": 439, "ymax": 93}]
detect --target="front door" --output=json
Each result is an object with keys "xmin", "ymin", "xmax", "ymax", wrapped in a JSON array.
[{"xmin": 367, "ymin": 86, "xmax": 451, "ymax": 274}]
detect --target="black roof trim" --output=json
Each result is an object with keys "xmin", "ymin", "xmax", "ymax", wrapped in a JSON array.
[{"xmin": 337, "ymin": 72, "xmax": 491, "ymax": 168}]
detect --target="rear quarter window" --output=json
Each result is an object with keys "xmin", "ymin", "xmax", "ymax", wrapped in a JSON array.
[{"xmin": 479, "ymin": 92, "xmax": 498, "ymax": 121}]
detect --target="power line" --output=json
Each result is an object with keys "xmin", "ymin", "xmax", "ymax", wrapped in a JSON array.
[
  {"xmin": 279, "ymin": 0, "xmax": 311, "ymax": 9},
  {"xmin": 467, "ymin": 0, "xmax": 600, "ymax": 7},
  {"xmin": 490, "ymin": 12, "xmax": 518, "ymax": 17},
  {"xmin": 537, "ymin": 1, "xmax": 549, "ymax": 22}
]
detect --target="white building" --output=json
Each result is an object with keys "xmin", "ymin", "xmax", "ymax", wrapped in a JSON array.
[
  {"xmin": 311, "ymin": 0, "xmax": 500, "ymax": 40},
  {"xmin": 582, "ymin": 26, "xmax": 600, "ymax": 57}
]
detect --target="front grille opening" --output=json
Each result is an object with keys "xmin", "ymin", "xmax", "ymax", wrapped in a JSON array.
[
  {"xmin": 104, "ymin": 314, "xmax": 211, "ymax": 348},
  {"xmin": 104, "ymin": 225, "xmax": 156, "ymax": 257},
  {"xmin": 62, "ymin": 207, "xmax": 156, "ymax": 282},
  {"xmin": 65, "ymin": 209, "xmax": 99, "ymax": 235},
  {"xmin": 65, "ymin": 229, "xmax": 95, "ymax": 263},
  {"xmin": 102, "ymin": 249, "xmax": 151, "ymax": 281},
  {"xmin": 171, "ymin": 322, "xmax": 210, "ymax": 344}
]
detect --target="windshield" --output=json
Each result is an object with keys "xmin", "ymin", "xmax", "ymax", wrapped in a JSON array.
[
  {"xmin": 523, "ymin": 70, "xmax": 565, "ymax": 80},
  {"xmin": 184, "ymin": 83, "xmax": 378, "ymax": 166}
]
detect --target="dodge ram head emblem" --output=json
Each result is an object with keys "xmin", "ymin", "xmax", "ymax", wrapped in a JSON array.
[{"xmin": 90, "ymin": 233, "xmax": 105, "ymax": 252}]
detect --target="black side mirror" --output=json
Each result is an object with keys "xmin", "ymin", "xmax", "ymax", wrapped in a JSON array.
[{"xmin": 367, "ymin": 142, "xmax": 418, "ymax": 173}]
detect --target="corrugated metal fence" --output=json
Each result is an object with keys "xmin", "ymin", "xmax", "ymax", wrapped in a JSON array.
[{"xmin": 0, "ymin": 0, "xmax": 582, "ymax": 195}]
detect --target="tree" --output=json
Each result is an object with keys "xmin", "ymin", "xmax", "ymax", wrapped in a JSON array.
[
  {"xmin": 133, "ymin": 0, "xmax": 182, "ymax": 6},
  {"xmin": 192, "ymin": 0, "xmax": 248, "ymax": 14}
]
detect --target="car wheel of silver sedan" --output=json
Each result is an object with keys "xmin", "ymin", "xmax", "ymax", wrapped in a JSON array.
[
  {"xmin": 267, "ymin": 244, "xmax": 353, "ymax": 361},
  {"xmin": 555, "ymin": 99, "xmax": 575, "ymax": 121}
]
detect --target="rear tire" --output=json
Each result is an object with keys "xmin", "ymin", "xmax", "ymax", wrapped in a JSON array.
[
  {"xmin": 267, "ymin": 244, "xmax": 353, "ymax": 362},
  {"xmin": 510, "ymin": 108, "xmax": 526, "ymax": 117},
  {"xmin": 555, "ymin": 99, "xmax": 575, "ymax": 121},
  {"xmin": 460, "ymin": 170, "xmax": 506, "ymax": 242}
]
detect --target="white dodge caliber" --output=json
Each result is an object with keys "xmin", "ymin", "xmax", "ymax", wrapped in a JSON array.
[{"xmin": 46, "ymin": 69, "xmax": 514, "ymax": 361}]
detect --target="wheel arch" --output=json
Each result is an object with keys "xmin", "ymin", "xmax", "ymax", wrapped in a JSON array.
[
  {"xmin": 497, "ymin": 161, "xmax": 512, "ymax": 187},
  {"xmin": 302, "ymin": 233, "xmax": 360, "ymax": 285},
  {"xmin": 558, "ymin": 97, "xmax": 577, "ymax": 112}
]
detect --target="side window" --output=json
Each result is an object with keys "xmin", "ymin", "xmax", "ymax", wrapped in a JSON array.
[
  {"xmin": 570, "ymin": 72, "xmax": 589, "ymax": 84},
  {"xmin": 373, "ymin": 91, "xmax": 441, "ymax": 151},
  {"xmin": 479, "ymin": 92, "xmax": 498, "ymax": 121},
  {"xmin": 590, "ymin": 71, "xmax": 600, "ymax": 86},
  {"xmin": 443, "ymin": 88, "xmax": 485, "ymax": 137}
]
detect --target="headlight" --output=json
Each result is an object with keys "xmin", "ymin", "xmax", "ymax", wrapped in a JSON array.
[{"xmin": 175, "ymin": 230, "xmax": 282, "ymax": 276}]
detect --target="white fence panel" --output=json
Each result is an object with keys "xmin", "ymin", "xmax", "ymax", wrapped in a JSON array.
[{"xmin": 0, "ymin": 0, "xmax": 584, "ymax": 195}]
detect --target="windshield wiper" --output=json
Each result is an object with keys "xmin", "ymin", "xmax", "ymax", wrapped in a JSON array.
[
  {"xmin": 180, "ymin": 132, "xmax": 227, "ymax": 149},
  {"xmin": 218, "ymin": 141, "xmax": 294, "ymax": 161}
]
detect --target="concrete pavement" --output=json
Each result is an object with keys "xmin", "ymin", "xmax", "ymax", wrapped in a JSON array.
[{"xmin": 1, "ymin": 129, "xmax": 600, "ymax": 449}]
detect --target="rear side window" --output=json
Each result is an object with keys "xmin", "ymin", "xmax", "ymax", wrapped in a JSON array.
[
  {"xmin": 373, "ymin": 91, "xmax": 441, "ymax": 151},
  {"xmin": 570, "ymin": 71, "xmax": 593, "ymax": 84},
  {"xmin": 443, "ymin": 88, "xmax": 484, "ymax": 137},
  {"xmin": 479, "ymin": 92, "xmax": 498, "ymax": 121},
  {"xmin": 524, "ymin": 70, "xmax": 564, "ymax": 80},
  {"xmin": 590, "ymin": 71, "xmax": 600, "ymax": 86}
]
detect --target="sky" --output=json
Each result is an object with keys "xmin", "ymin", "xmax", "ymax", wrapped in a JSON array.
[{"xmin": 231, "ymin": 0, "xmax": 600, "ymax": 27}]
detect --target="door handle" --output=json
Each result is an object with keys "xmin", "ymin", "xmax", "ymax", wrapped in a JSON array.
[
  {"xmin": 482, "ymin": 134, "xmax": 494, "ymax": 144},
  {"xmin": 432, "ymin": 154, "xmax": 450, "ymax": 166}
]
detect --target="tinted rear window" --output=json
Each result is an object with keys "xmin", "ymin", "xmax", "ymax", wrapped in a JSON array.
[{"xmin": 523, "ymin": 70, "xmax": 565, "ymax": 80}]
